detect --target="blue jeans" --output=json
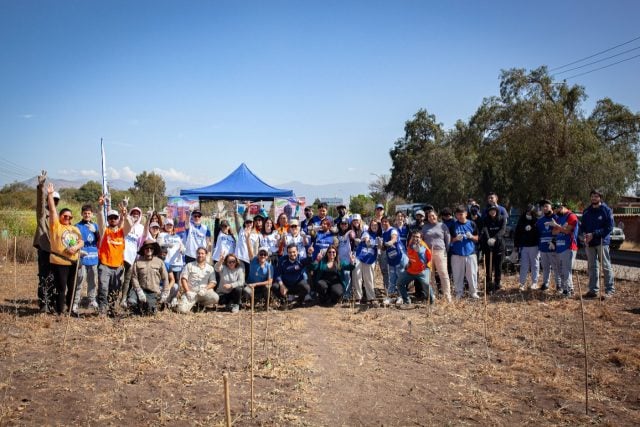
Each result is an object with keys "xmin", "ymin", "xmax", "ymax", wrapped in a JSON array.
[
  {"xmin": 585, "ymin": 245, "xmax": 614, "ymax": 294},
  {"xmin": 397, "ymin": 269, "xmax": 433, "ymax": 304},
  {"xmin": 387, "ymin": 255, "xmax": 407, "ymax": 295},
  {"xmin": 556, "ymin": 250, "xmax": 576, "ymax": 293}
]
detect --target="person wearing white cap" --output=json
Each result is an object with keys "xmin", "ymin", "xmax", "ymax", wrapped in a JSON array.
[
  {"xmin": 33, "ymin": 170, "xmax": 60, "ymax": 313},
  {"xmin": 283, "ymin": 219, "xmax": 308, "ymax": 260},
  {"xmin": 96, "ymin": 195, "xmax": 130, "ymax": 315},
  {"xmin": 158, "ymin": 217, "xmax": 186, "ymax": 288}
]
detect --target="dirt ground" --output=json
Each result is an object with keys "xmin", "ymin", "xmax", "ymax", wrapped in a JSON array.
[{"xmin": 0, "ymin": 261, "xmax": 639, "ymax": 426}]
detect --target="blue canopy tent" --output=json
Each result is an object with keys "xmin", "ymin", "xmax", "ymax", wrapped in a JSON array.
[{"xmin": 180, "ymin": 163, "xmax": 294, "ymax": 201}]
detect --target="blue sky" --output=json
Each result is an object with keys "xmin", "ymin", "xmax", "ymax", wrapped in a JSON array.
[{"xmin": 1, "ymin": 0, "xmax": 639, "ymax": 191}]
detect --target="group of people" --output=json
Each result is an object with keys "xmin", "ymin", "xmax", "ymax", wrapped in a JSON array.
[{"xmin": 33, "ymin": 169, "xmax": 616, "ymax": 317}]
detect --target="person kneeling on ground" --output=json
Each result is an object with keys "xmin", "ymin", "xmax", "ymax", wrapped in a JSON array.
[
  {"xmin": 311, "ymin": 245, "xmax": 355, "ymax": 306},
  {"xmin": 176, "ymin": 247, "xmax": 219, "ymax": 313},
  {"xmin": 276, "ymin": 243, "xmax": 311, "ymax": 307},
  {"xmin": 215, "ymin": 251, "xmax": 245, "ymax": 313},
  {"xmin": 129, "ymin": 239, "xmax": 168, "ymax": 315},
  {"xmin": 397, "ymin": 230, "xmax": 434, "ymax": 306},
  {"xmin": 244, "ymin": 246, "xmax": 275, "ymax": 305}
]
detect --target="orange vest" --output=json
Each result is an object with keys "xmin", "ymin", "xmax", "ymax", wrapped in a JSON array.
[{"xmin": 99, "ymin": 227, "xmax": 125, "ymax": 268}]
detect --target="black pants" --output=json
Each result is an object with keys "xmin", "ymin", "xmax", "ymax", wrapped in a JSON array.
[
  {"xmin": 316, "ymin": 279, "xmax": 343, "ymax": 305},
  {"xmin": 219, "ymin": 287, "xmax": 243, "ymax": 306},
  {"xmin": 283, "ymin": 279, "xmax": 310, "ymax": 304},
  {"xmin": 51, "ymin": 263, "xmax": 78, "ymax": 314},
  {"xmin": 184, "ymin": 255, "xmax": 196, "ymax": 264},
  {"xmin": 483, "ymin": 247, "xmax": 504, "ymax": 290},
  {"xmin": 37, "ymin": 249, "xmax": 55, "ymax": 309}
]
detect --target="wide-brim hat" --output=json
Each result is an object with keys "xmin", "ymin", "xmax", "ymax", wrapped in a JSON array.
[{"xmin": 138, "ymin": 239, "xmax": 162, "ymax": 257}]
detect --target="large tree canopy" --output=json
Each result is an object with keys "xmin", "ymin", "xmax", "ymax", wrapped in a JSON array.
[{"xmin": 387, "ymin": 67, "xmax": 640, "ymax": 210}]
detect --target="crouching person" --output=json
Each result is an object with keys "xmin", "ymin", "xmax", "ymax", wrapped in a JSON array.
[
  {"xmin": 276, "ymin": 244, "xmax": 311, "ymax": 307},
  {"xmin": 176, "ymin": 247, "xmax": 219, "ymax": 313},
  {"xmin": 244, "ymin": 246, "xmax": 275, "ymax": 304},
  {"xmin": 129, "ymin": 239, "xmax": 168, "ymax": 315},
  {"xmin": 397, "ymin": 230, "xmax": 434, "ymax": 306},
  {"xmin": 215, "ymin": 251, "xmax": 245, "ymax": 313}
]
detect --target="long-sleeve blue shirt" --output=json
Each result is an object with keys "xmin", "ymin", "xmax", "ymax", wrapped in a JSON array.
[{"xmin": 581, "ymin": 203, "xmax": 614, "ymax": 247}]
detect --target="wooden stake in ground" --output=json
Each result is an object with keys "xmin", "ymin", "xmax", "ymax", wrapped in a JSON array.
[
  {"xmin": 223, "ymin": 372, "xmax": 232, "ymax": 427},
  {"xmin": 483, "ymin": 251, "xmax": 490, "ymax": 342},
  {"xmin": 574, "ymin": 270, "xmax": 589, "ymax": 415},
  {"xmin": 63, "ymin": 259, "xmax": 81, "ymax": 346},
  {"xmin": 13, "ymin": 237, "xmax": 18, "ymax": 317},
  {"xmin": 250, "ymin": 288, "xmax": 255, "ymax": 418},
  {"xmin": 264, "ymin": 281, "xmax": 271, "ymax": 350}
]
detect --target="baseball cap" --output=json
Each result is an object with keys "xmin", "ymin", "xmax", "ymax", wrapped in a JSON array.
[
  {"xmin": 375, "ymin": 203, "xmax": 384, "ymax": 210},
  {"xmin": 164, "ymin": 218, "xmax": 174, "ymax": 226},
  {"xmin": 52, "ymin": 191, "xmax": 61, "ymax": 200},
  {"xmin": 258, "ymin": 246, "xmax": 270, "ymax": 255},
  {"xmin": 107, "ymin": 209, "xmax": 119, "ymax": 218},
  {"xmin": 150, "ymin": 221, "xmax": 160, "ymax": 228},
  {"xmin": 289, "ymin": 219, "xmax": 300, "ymax": 226},
  {"xmin": 415, "ymin": 210, "xmax": 426, "ymax": 217},
  {"xmin": 552, "ymin": 201, "xmax": 564, "ymax": 209},
  {"xmin": 191, "ymin": 209, "xmax": 202, "ymax": 216},
  {"xmin": 351, "ymin": 214, "xmax": 362, "ymax": 221}
]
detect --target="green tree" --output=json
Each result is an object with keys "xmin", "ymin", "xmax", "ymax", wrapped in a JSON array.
[
  {"xmin": 349, "ymin": 194, "xmax": 375, "ymax": 217},
  {"xmin": 129, "ymin": 171, "xmax": 166, "ymax": 210},
  {"xmin": 74, "ymin": 180, "xmax": 103, "ymax": 204}
]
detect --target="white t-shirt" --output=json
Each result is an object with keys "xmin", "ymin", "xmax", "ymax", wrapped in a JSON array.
[{"xmin": 212, "ymin": 232, "xmax": 236, "ymax": 262}]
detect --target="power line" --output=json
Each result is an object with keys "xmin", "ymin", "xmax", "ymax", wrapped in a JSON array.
[
  {"xmin": 564, "ymin": 53, "xmax": 640, "ymax": 80},
  {"xmin": 549, "ymin": 35, "xmax": 640, "ymax": 71},
  {"xmin": 553, "ymin": 45, "xmax": 640, "ymax": 75}
]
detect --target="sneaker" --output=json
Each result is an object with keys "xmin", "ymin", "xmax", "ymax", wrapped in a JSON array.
[
  {"xmin": 604, "ymin": 291, "xmax": 614, "ymax": 299},
  {"xmin": 368, "ymin": 300, "xmax": 379, "ymax": 308},
  {"xmin": 530, "ymin": 283, "xmax": 539, "ymax": 290},
  {"xmin": 382, "ymin": 297, "xmax": 392, "ymax": 305},
  {"xmin": 470, "ymin": 293, "xmax": 480, "ymax": 300},
  {"xmin": 89, "ymin": 300, "xmax": 99, "ymax": 309},
  {"xmin": 563, "ymin": 289, "xmax": 573, "ymax": 298},
  {"xmin": 395, "ymin": 297, "xmax": 403, "ymax": 305},
  {"xmin": 540, "ymin": 284, "xmax": 549, "ymax": 291},
  {"xmin": 120, "ymin": 300, "xmax": 128, "ymax": 309},
  {"xmin": 230, "ymin": 304, "xmax": 240, "ymax": 313},
  {"xmin": 583, "ymin": 290, "xmax": 598, "ymax": 299},
  {"xmin": 519, "ymin": 284, "xmax": 526, "ymax": 291}
]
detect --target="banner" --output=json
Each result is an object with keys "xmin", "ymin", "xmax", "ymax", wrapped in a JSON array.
[
  {"xmin": 274, "ymin": 197, "xmax": 306, "ymax": 221},
  {"xmin": 166, "ymin": 196, "xmax": 199, "ymax": 233}
]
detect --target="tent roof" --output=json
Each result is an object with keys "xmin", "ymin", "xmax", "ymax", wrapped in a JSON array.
[{"xmin": 180, "ymin": 163, "xmax": 294, "ymax": 200}]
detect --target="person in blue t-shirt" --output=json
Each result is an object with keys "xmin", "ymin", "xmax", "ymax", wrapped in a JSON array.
[
  {"xmin": 73, "ymin": 204, "xmax": 100, "ymax": 311},
  {"xmin": 449, "ymin": 205, "xmax": 479, "ymax": 299},
  {"xmin": 244, "ymin": 246, "xmax": 275, "ymax": 303},
  {"xmin": 536, "ymin": 199, "xmax": 560, "ymax": 291}
]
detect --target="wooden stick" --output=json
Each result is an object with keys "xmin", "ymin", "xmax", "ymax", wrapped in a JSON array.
[
  {"xmin": 484, "ymin": 251, "xmax": 489, "ymax": 342},
  {"xmin": 223, "ymin": 372, "xmax": 232, "ymax": 427},
  {"xmin": 599, "ymin": 244, "xmax": 605, "ymax": 305},
  {"xmin": 574, "ymin": 270, "xmax": 589, "ymax": 415},
  {"xmin": 264, "ymin": 284, "xmax": 271, "ymax": 350},
  {"xmin": 250, "ymin": 289, "xmax": 255, "ymax": 418},
  {"xmin": 63, "ymin": 259, "xmax": 81, "ymax": 346},
  {"xmin": 13, "ymin": 237, "xmax": 18, "ymax": 317}
]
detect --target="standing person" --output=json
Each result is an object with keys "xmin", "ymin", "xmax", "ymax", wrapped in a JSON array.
[
  {"xmin": 514, "ymin": 204, "xmax": 540, "ymax": 291},
  {"xmin": 176, "ymin": 247, "xmax": 219, "ymax": 313},
  {"xmin": 211, "ymin": 220, "xmax": 236, "ymax": 268},
  {"xmin": 336, "ymin": 217, "xmax": 355, "ymax": 298},
  {"xmin": 128, "ymin": 239, "xmax": 168, "ymax": 315},
  {"xmin": 96, "ymin": 196, "xmax": 129, "ymax": 316},
  {"xmin": 353, "ymin": 220, "xmax": 379, "ymax": 306},
  {"xmin": 482, "ymin": 192, "xmax": 509, "ymax": 219},
  {"xmin": 380, "ymin": 216, "xmax": 407, "ymax": 305},
  {"xmin": 373, "ymin": 204, "xmax": 390, "ymax": 295},
  {"xmin": 310, "ymin": 218, "xmax": 336, "ymax": 260},
  {"xmin": 581, "ymin": 189, "xmax": 615, "ymax": 298},
  {"xmin": 260, "ymin": 217, "xmax": 281, "ymax": 267},
  {"xmin": 421, "ymin": 210, "xmax": 452, "ymax": 302},
  {"xmin": 283, "ymin": 219, "xmax": 308, "ymax": 260},
  {"xmin": 301, "ymin": 206, "xmax": 314, "ymax": 234},
  {"xmin": 120, "ymin": 205, "xmax": 144, "ymax": 309},
  {"xmin": 46, "ymin": 183, "xmax": 84, "ymax": 315},
  {"xmin": 397, "ymin": 230, "xmax": 433, "ymax": 305},
  {"xmin": 235, "ymin": 217, "xmax": 258, "ymax": 281},
  {"xmin": 310, "ymin": 202, "xmax": 333, "ymax": 229},
  {"xmin": 215, "ymin": 252, "xmax": 245, "ymax": 313},
  {"xmin": 73, "ymin": 204, "xmax": 100, "ymax": 311},
  {"xmin": 536, "ymin": 200, "xmax": 560, "ymax": 291},
  {"xmin": 548, "ymin": 201, "xmax": 579, "ymax": 297},
  {"xmin": 394, "ymin": 211, "xmax": 410, "ymax": 249},
  {"xmin": 275, "ymin": 244, "xmax": 312, "ymax": 307},
  {"xmin": 311, "ymin": 246, "xmax": 355, "ymax": 305},
  {"xmin": 33, "ymin": 170, "xmax": 59, "ymax": 313},
  {"xmin": 449, "ymin": 205, "xmax": 480, "ymax": 300},
  {"xmin": 157, "ymin": 218, "xmax": 186, "ymax": 285},
  {"xmin": 409, "ymin": 208, "xmax": 429, "ymax": 234},
  {"xmin": 183, "ymin": 209, "xmax": 212, "ymax": 264},
  {"xmin": 480, "ymin": 205, "xmax": 506, "ymax": 293}
]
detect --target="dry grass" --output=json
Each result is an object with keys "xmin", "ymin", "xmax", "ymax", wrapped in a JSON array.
[{"xmin": 0, "ymin": 261, "xmax": 639, "ymax": 426}]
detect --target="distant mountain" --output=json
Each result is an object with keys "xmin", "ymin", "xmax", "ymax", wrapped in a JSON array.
[{"xmin": 20, "ymin": 176, "xmax": 133, "ymax": 190}]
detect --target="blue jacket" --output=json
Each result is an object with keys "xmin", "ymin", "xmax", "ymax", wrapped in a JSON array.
[
  {"xmin": 581, "ymin": 203, "xmax": 614, "ymax": 247},
  {"xmin": 276, "ymin": 256, "xmax": 309, "ymax": 286}
]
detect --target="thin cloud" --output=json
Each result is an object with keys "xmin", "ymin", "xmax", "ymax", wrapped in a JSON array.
[
  {"xmin": 153, "ymin": 167, "xmax": 193, "ymax": 183},
  {"xmin": 19, "ymin": 114, "xmax": 34, "ymax": 119}
]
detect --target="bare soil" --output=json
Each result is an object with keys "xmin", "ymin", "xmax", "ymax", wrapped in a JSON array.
[{"xmin": 0, "ymin": 261, "xmax": 639, "ymax": 426}]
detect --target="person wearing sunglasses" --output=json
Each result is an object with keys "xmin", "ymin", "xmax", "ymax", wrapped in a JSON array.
[
  {"xmin": 215, "ymin": 252, "xmax": 245, "ymax": 313},
  {"xmin": 184, "ymin": 209, "xmax": 212, "ymax": 264},
  {"xmin": 244, "ymin": 246, "xmax": 275, "ymax": 304},
  {"xmin": 311, "ymin": 245, "xmax": 355, "ymax": 306},
  {"xmin": 46, "ymin": 183, "xmax": 84, "ymax": 315}
]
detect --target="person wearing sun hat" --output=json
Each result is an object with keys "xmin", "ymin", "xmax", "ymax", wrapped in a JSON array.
[{"xmin": 128, "ymin": 239, "xmax": 168, "ymax": 315}]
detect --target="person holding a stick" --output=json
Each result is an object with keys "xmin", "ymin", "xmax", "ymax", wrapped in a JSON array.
[
  {"xmin": 480, "ymin": 205, "xmax": 506, "ymax": 293},
  {"xmin": 581, "ymin": 189, "xmax": 615, "ymax": 299},
  {"xmin": 275, "ymin": 243, "xmax": 311, "ymax": 307},
  {"xmin": 244, "ymin": 246, "xmax": 275, "ymax": 304},
  {"xmin": 46, "ymin": 183, "xmax": 84, "ymax": 315},
  {"xmin": 33, "ymin": 170, "xmax": 60, "ymax": 313},
  {"xmin": 128, "ymin": 239, "xmax": 168, "ymax": 315}
]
